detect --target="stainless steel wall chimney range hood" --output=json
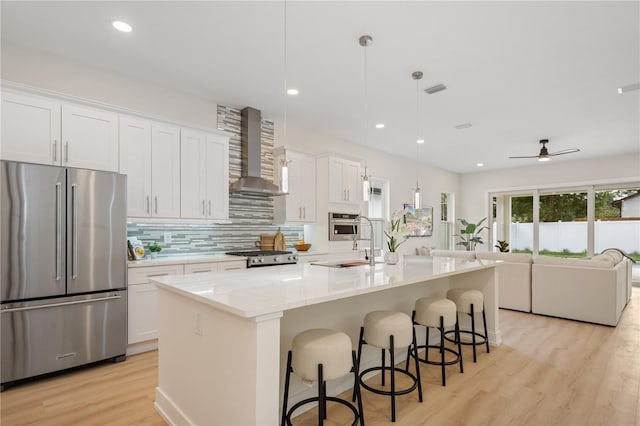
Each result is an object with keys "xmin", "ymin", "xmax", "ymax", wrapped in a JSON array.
[{"xmin": 229, "ymin": 107, "xmax": 287, "ymax": 196}]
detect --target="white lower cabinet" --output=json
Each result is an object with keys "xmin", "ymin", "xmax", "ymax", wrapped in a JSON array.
[
  {"xmin": 127, "ymin": 264, "xmax": 184, "ymax": 353},
  {"xmin": 127, "ymin": 260, "xmax": 246, "ymax": 354}
]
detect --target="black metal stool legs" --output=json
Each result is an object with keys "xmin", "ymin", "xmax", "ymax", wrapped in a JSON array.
[
  {"xmin": 470, "ymin": 303, "xmax": 477, "ymax": 363},
  {"xmin": 281, "ymin": 351, "xmax": 293, "ymax": 426},
  {"xmin": 482, "ymin": 307, "xmax": 490, "ymax": 353}
]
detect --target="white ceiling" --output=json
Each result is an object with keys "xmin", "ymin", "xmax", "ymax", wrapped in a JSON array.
[{"xmin": 2, "ymin": 1, "xmax": 638, "ymax": 173}]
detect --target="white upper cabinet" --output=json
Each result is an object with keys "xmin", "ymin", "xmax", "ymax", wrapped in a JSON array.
[
  {"xmin": 1, "ymin": 91, "xmax": 118, "ymax": 172},
  {"xmin": 205, "ymin": 133, "xmax": 229, "ymax": 220},
  {"xmin": 274, "ymin": 147, "xmax": 316, "ymax": 223},
  {"xmin": 1, "ymin": 92, "xmax": 61, "ymax": 165},
  {"xmin": 180, "ymin": 129, "xmax": 229, "ymax": 220},
  {"xmin": 62, "ymin": 104, "xmax": 118, "ymax": 172},
  {"xmin": 120, "ymin": 118, "xmax": 182, "ymax": 219},
  {"xmin": 151, "ymin": 123, "xmax": 181, "ymax": 218},
  {"xmin": 119, "ymin": 115, "xmax": 152, "ymax": 217},
  {"xmin": 328, "ymin": 157, "xmax": 361, "ymax": 205}
]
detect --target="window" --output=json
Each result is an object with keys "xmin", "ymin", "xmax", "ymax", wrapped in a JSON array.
[{"xmin": 440, "ymin": 192, "xmax": 454, "ymax": 249}]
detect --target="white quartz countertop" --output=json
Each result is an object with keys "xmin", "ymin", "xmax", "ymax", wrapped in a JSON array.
[{"xmin": 151, "ymin": 256, "xmax": 499, "ymax": 318}]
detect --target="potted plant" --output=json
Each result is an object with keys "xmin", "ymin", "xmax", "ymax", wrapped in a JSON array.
[
  {"xmin": 495, "ymin": 240, "xmax": 510, "ymax": 252},
  {"xmin": 454, "ymin": 217, "xmax": 488, "ymax": 251},
  {"xmin": 147, "ymin": 242, "xmax": 162, "ymax": 259},
  {"xmin": 383, "ymin": 208, "xmax": 415, "ymax": 264}
]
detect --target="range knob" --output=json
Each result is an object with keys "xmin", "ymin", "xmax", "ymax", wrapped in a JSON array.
[
  {"xmin": 273, "ymin": 257, "xmax": 280, "ymax": 263},
  {"xmin": 258, "ymin": 258, "xmax": 264, "ymax": 263}
]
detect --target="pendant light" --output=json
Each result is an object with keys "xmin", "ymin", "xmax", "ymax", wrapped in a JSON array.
[
  {"xmin": 360, "ymin": 34, "xmax": 373, "ymax": 203},
  {"xmin": 279, "ymin": 0, "xmax": 289, "ymax": 194},
  {"xmin": 412, "ymin": 71, "xmax": 423, "ymax": 209}
]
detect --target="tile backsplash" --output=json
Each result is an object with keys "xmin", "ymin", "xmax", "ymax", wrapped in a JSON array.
[{"xmin": 127, "ymin": 223, "xmax": 303, "ymax": 256}]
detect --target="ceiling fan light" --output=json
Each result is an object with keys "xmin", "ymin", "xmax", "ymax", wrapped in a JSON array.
[{"xmin": 538, "ymin": 156, "xmax": 551, "ymax": 162}]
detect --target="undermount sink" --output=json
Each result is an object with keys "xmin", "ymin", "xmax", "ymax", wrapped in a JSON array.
[{"xmin": 310, "ymin": 259, "xmax": 382, "ymax": 268}]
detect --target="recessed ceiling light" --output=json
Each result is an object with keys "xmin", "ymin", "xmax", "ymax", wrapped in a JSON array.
[
  {"xmin": 455, "ymin": 123, "xmax": 472, "ymax": 130},
  {"xmin": 375, "ymin": 123, "xmax": 385, "ymax": 129},
  {"xmin": 112, "ymin": 21, "xmax": 132, "ymax": 33},
  {"xmin": 286, "ymin": 88, "xmax": 299, "ymax": 95},
  {"xmin": 476, "ymin": 163, "xmax": 484, "ymax": 167},
  {"xmin": 417, "ymin": 139, "xmax": 425, "ymax": 144},
  {"xmin": 617, "ymin": 83, "xmax": 640, "ymax": 94}
]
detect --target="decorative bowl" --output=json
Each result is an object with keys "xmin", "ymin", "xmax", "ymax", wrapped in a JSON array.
[{"xmin": 294, "ymin": 243, "xmax": 312, "ymax": 252}]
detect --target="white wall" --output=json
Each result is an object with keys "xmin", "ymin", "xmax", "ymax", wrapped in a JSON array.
[
  {"xmin": 1, "ymin": 43, "xmax": 218, "ymax": 130},
  {"xmin": 460, "ymin": 155, "xmax": 640, "ymax": 250},
  {"xmin": 2, "ymin": 44, "xmax": 460, "ymax": 254}
]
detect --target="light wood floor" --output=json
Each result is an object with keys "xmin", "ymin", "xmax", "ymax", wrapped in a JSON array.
[{"xmin": 2, "ymin": 288, "xmax": 639, "ymax": 426}]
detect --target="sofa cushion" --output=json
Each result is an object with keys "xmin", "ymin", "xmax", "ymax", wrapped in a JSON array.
[
  {"xmin": 591, "ymin": 254, "xmax": 616, "ymax": 267},
  {"xmin": 533, "ymin": 255, "xmax": 613, "ymax": 269},
  {"xmin": 476, "ymin": 252, "xmax": 532, "ymax": 264},
  {"xmin": 601, "ymin": 249, "xmax": 623, "ymax": 264},
  {"xmin": 431, "ymin": 250, "xmax": 477, "ymax": 260}
]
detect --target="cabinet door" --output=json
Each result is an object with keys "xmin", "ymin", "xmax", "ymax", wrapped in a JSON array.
[
  {"xmin": 298, "ymin": 154, "xmax": 316, "ymax": 221},
  {"xmin": 343, "ymin": 160, "xmax": 361, "ymax": 204},
  {"xmin": 1, "ymin": 92, "xmax": 61, "ymax": 165},
  {"xmin": 218, "ymin": 261, "xmax": 246, "ymax": 271},
  {"xmin": 62, "ymin": 104, "xmax": 118, "ymax": 172},
  {"xmin": 286, "ymin": 152, "xmax": 305, "ymax": 221},
  {"xmin": 180, "ymin": 129, "xmax": 207, "ymax": 219},
  {"xmin": 205, "ymin": 134, "xmax": 229, "ymax": 220},
  {"xmin": 151, "ymin": 123, "xmax": 181, "ymax": 218},
  {"xmin": 329, "ymin": 158, "xmax": 346, "ymax": 203},
  {"xmin": 119, "ymin": 115, "xmax": 152, "ymax": 217},
  {"xmin": 127, "ymin": 264, "xmax": 183, "ymax": 345}
]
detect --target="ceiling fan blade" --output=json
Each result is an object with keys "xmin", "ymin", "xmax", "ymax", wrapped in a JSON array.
[
  {"xmin": 549, "ymin": 148, "xmax": 580, "ymax": 156},
  {"xmin": 508, "ymin": 155, "xmax": 541, "ymax": 159}
]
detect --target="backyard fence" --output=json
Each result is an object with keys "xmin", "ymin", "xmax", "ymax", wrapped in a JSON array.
[{"xmin": 502, "ymin": 220, "xmax": 640, "ymax": 253}]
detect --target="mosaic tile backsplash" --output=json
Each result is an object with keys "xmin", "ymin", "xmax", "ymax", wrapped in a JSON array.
[
  {"xmin": 127, "ymin": 105, "xmax": 303, "ymax": 256},
  {"xmin": 127, "ymin": 223, "xmax": 303, "ymax": 256}
]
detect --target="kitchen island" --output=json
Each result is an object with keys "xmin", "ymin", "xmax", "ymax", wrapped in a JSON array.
[{"xmin": 151, "ymin": 255, "xmax": 501, "ymax": 426}]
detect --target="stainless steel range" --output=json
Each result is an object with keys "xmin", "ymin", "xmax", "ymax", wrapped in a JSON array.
[{"xmin": 226, "ymin": 250, "xmax": 298, "ymax": 268}]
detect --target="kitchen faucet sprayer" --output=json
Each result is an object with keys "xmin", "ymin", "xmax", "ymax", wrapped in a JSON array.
[{"xmin": 352, "ymin": 215, "xmax": 376, "ymax": 267}]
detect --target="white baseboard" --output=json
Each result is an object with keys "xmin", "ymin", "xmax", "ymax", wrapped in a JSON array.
[{"xmin": 155, "ymin": 386, "xmax": 194, "ymax": 426}]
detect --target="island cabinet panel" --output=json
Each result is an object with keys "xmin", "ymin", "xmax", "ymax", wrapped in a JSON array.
[{"xmin": 273, "ymin": 147, "xmax": 316, "ymax": 224}]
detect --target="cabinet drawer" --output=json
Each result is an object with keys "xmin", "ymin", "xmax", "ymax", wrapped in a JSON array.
[
  {"xmin": 128, "ymin": 264, "xmax": 184, "ymax": 285},
  {"xmin": 218, "ymin": 261, "xmax": 246, "ymax": 271},
  {"xmin": 184, "ymin": 262, "xmax": 219, "ymax": 274}
]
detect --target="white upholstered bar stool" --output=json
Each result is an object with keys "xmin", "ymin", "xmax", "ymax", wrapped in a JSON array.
[
  {"xmin": 281, "ymin": 329, "xmax": 364, "ymax": 426},
  {"xmin": 406, "ymin": 296, "xmax": 463, "ymax": 386},
  {"xmin": 444, "ymin": 289, "xmax": 490, "ymax": 363},
  {"xmin": 353, "ymin": 311, "xmax": 422, "ymax": 423}
]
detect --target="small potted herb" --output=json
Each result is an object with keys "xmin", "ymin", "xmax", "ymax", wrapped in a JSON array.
[{"xmin": 147, "ymin": 242, "xmax": 162, "ymax": 259}]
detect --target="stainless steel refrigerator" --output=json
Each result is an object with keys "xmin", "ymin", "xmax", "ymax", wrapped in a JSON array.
[{"xmin": 1, "ymin": 160, "xmax": 127, "ymax": 390}]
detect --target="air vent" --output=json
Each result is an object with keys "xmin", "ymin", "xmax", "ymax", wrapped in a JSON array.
[
  {"xmin": 424, "ymin": 83, "xmax": 447, "ymax": 95},
  {"xmin": 454, "ymin": 123, "xmax": 472, "ymax": 130}
]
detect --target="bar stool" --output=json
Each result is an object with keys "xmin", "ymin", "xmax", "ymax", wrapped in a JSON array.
[
  {"xmin": 353, "ymin": 311, "xmax": 422, "ymax": 422},
  {"xmin": 406, "ymin": 296, "xmax": 463, "ymax": 386},
  {"xmin": 281, "ymin": 328, "xmax": 364, "ymax": 426},
  {"xmin": 444, "ymin": 289, "xmax": 490, "ymax": 363}
]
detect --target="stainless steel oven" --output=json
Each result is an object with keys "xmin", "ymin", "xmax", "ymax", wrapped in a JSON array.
[{"xmin": 329, "ymin": 212, "xmax": 361, "ymax": 241}]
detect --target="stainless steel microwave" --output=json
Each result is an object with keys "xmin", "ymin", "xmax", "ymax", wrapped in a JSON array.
[{"xmin": 328, "ymin": 212, "xmax": 361, "ymax": 241}]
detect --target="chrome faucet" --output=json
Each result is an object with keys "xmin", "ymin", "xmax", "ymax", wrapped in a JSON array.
[{"xmin": 352, "ymin": 215, "xmax": 376, "ymax": 267}]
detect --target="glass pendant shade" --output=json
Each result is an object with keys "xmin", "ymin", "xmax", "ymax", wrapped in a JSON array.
[
  {"xmin": 279, "ymin": 161, "xmax": 289, "ymax": 193},
  {"xmin": 362, "ymin": 176, "xmax": 370, "ymax": 202},
  {"xmin": 414, "ymin": 182, "xmax": 421, "ymax": 209}
]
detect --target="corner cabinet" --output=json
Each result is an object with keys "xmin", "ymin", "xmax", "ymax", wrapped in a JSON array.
[
  {"xmin": 180, "ymin": 130, "xmax": 229, "ymax": 221},
  {"xmin": 328, "ymin": 156, "xmax": 362, "ymax": 205},
  {"xmin": 1, "ymin": 91, "xmax": 118, "ymax": 172},
  {"xmin": 119, "ymin": 116, "xmax": 181, "ymax": 219},
  {"xmin": 273, "ymin": 147, "xmax": 316, "ymax": 223}
]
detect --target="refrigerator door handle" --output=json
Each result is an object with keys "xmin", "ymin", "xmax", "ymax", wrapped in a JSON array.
[
  {"xmin": 55, "ymin": 182, "xmax": 63, "ymax": 281},
  {"xmin": 71, "ymin": 183, "xmax": 78, "ymax": 280},
  {"xmin": 1, "ymin": 295, "xmax": 122, "ymax": 313}
]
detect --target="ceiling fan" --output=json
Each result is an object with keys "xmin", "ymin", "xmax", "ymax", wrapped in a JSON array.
[{"xmin": 509, "ymin": 139, "xmax": 580, "ymax": 162}]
